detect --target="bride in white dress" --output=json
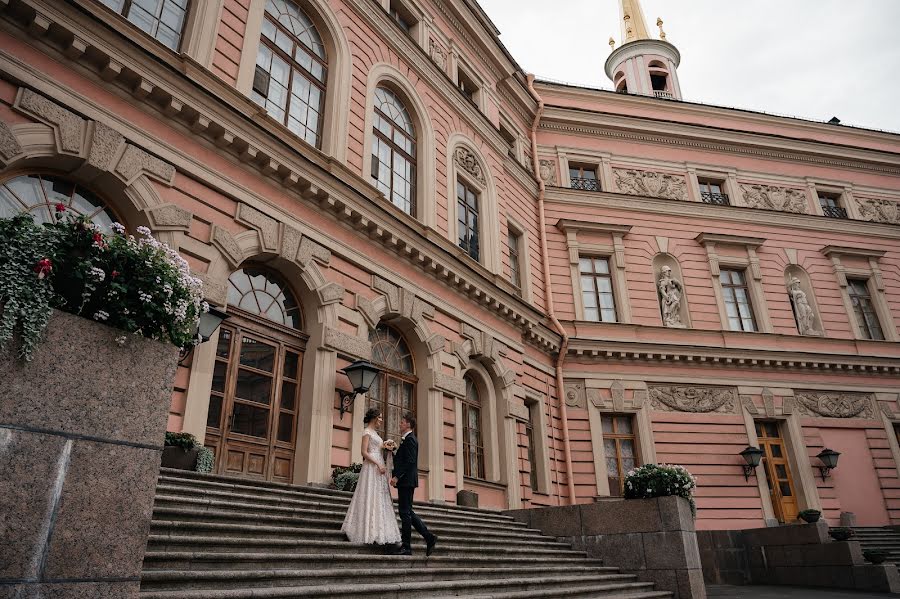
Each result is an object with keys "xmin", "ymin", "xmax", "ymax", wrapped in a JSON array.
[{"xmin": 341, "ymin": 407, "xmax": 402, "ymax": 545}]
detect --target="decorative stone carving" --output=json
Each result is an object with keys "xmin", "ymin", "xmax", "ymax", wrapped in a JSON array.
[
  {"xmin": 787, "ymin": 277, "xmax": 819, "ymax": 336},
  {"xmin": 193, "ymin": 271, "xmax": 227, "ymax": 306},
  {"xmin": 210, "ymin": 225, "xmax": 244, "ymax": 269},
  {"xmin": 86, "ymin": 122, "xmax": 125, "ymax": 172},
  {"xmin": 795, "ymin": 391, "xmax": 875, "ymax": 419},
  {"xmin": 115, "ymin": 145, "xmax": 176, "ymax": 185},
  {"xmin": 324, "ymin": 326, "xmax": 372, "ymax": 359},
  {"xmin": 316, "ymin": 282, "xmax": 345, "ymax": 305},
  {"xmin": 762, "ymin": 388, "xmax": 775, "ymax": 417},
  {"xmin": 538, "ymin": 159, "xmax": 557, "ymax": 186},
  {"xmin": 649, "ymin": 385, "xmax": 736, "ymax": 413},
  {"xmin": 280, "ymin": 225, "xmax": 302, "ymax": 263},
  {"xmin": 739, "ymin": 184, "xmax": 808, "ymax": 214},
  {"xmin": 146, "ymin": 204, "xmax": 193, "ymax": 231},
  {"xmin": 611, "ymin": 381, "xmax": 625, "ymax": 411},
  {"xmin": 657, "ymin": 266, "xmax": 686, "ymax": 328},
  {"xmin": 454, "ymin": 146, "xmax": 486, "ymax": 185},
  {"xmin": 740, "ymin": 394, "xmax": 759, "ymax": 415},
  {"xmin": 433, "ymin": 372, "xmax": 466, "ymax": 398},
  {"xmin": 564, "ymin": 381, "xmax": 586, "ymax": 408},
  {"xmin": 296, "ymin": 236, "xmax": 330, "ymax": 266},
  {"xmin": 237, "ymin": 202, "xmax": 279, "ymax": 252},
  {"xmin": 0, "ymin": 121, "xmax": 23, "ymax": 163},
  {"xmin": 429, "ymin": 39, "xmax": 447, "ymax": 70},
  {"xmin": 613, "ymin": 168, "xmax": 688, "ymax": 201},
  {"xmin": 16, "ymin": 88, "xmax": 86, "ymax": 154},
  {"xmin": 857, "ymin": 198, "xmax": 900, "ymax": 225}
]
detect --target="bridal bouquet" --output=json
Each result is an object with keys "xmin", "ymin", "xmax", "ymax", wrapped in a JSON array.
[{"xmin": 382, "ymin": 439, "xmax": 397, "ymax": 452}]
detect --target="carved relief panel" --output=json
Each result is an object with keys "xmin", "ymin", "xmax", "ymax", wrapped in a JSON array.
[
  {"xmin": 648, "ymin": 384, "xmax": 737, "ymax": 413},
  {"xmin": 613, "ymin": 168, "xmax": 688, "ymax": 201},
  {"xmin": 739, "ymin": 184, "xmax": 809, "ymax": 214},
  {"xmin": 857, "ymin": 198, "xmax": 900, "ymax": 225},
  {"xmin": 794, "ymin": 391, "xmax": 875, "ymax": 419}
]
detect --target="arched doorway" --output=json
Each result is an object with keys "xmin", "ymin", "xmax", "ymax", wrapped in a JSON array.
[
  {"xmin": 367, "ymin": 323, "xmax": 417, "ymax": 445},
  {"xmin": 204, "ymin": 266, "xmax": 307, "ymax": 482}
]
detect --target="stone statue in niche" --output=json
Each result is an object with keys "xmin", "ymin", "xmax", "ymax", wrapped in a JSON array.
[
  {"xmin": 657, "ymin": 266, "xmax": 686, "ymax": 328},
  {"xmin": 787, "ymin": 277, "xmax": 819, "ymax": 336}
]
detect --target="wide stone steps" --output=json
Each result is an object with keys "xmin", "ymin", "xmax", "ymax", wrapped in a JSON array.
[
  {"xmin": 140, "ymin": 469, "xmax": 673, "ymax": 598},
  {"xmin": 852, "ymin": 526, "xmax": 900, "ymax": 572}
]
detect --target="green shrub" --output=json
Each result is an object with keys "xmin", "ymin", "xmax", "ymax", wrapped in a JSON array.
[
  {"xmin": 332, "ymin": 463, "xmax": 363, "ymax": 492},
  {"xmin": 195, "ymin": 446, "xmax": 214, "ymax": 473},
  {"xmin": 165, "ymin": 431, "xmax": 198, "ymax": 451},
  {"xmin": 624, "ymin": 463, "xmax": 697, "ymax": 515},
  {"xmin": 0, "ymin": 212, "xmax": 205, "ymax": 361}
]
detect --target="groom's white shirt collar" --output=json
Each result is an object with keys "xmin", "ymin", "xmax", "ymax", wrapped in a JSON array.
[{"xmin": 401, "ymin": 431, "xmax": 411, "ymax": 440}]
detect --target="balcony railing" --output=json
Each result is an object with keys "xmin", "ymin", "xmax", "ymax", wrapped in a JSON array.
[
  {"xmin": 653, "ymin": 90, "xmax": 674, "ymax": 99},
  {"xmin": 701, "ymin": 191, "xmax": 730, "ymax": 206},
  {"xmin": 821, "ymin": 205, "xmax": 848, "ymax": 219},
  {"xmin": 570, "ymin": 177, "xmax": 601, "ymax": 192}
]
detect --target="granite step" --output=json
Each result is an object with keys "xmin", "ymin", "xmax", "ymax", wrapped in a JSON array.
[
  {"xmin": 141, "ymin": 551, "xmax": 611, "ymax": 572},
  {"xmin": 138, "ymin": 575, "xmax": 660, "ymax": 599},
  {"xmin": 140, "ymin": 567, "xmax": 632, "ymax": 591}
]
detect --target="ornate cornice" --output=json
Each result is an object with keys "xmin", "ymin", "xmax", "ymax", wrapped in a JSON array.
[
  {"xmin": 0, "ymin": 2, "xmax": 557, "ymax": 350},
  {"xmin": 821, "ymin": 246, "xmax": 886, "ymax": 259},
  {"xmin": 539, "ymin": 109, "xmax": 900, "ymax": 177},
  {"xmin": 545, "ymin": 188, "xmax": 900, "ymax": 241}
]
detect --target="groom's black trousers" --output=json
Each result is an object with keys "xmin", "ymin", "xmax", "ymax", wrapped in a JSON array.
[{"xmin": 397, "ymin": 486, "xmax": 432, "ymax": 551}]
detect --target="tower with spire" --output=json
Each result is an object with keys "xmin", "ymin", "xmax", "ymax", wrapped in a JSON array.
[{"xmin": 605, "ymin": 0, "xmax": 682, "ymax": 100}]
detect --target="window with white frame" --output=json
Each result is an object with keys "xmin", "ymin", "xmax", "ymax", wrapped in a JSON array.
[
  {"xmin": 98, "ymin": 0, "xmax": 188, "ymax": 50},
  {"xmin": 823, "ymin": 246, "xmax": 895, "ymax": 342},
  {"xmin": 457, "ymin": 178, "xmax": 480, "ymax": 262},
  {"xmin": 720, "ymin": 269, "xmax": 758, "ymax": 332},
  {"xmin": 371, "ymin": 87, "xmax": 417, "ymax": 216},
  {"xmin": 580, "ymin": 256, "xmax": 617, "ymax": 323},
  {"xmin": 848, "ymin": 279, "xmax": 885, "ymax": 340}
]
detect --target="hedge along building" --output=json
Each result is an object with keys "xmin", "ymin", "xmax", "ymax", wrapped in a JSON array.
[{"xmin": 0, "ymin": 0, "xmax": 898, "ymax": 531}]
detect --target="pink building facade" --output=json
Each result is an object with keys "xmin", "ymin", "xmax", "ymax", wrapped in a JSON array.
[{"xmin": 1, "ymin": 0, "xmax": 898, "ymax": 531}]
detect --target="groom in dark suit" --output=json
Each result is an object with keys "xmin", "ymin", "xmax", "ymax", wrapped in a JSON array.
[{"xmin": 390, "ymin": 412, "xmax": 437, "ymax": 556}]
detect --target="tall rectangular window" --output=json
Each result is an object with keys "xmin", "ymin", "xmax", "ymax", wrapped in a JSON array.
[
  {"xmin": 720, "ymin": 269, "xmax": 757, "ymax": 332},
  {"xmin": 525, "ymin": 412, "xmax": 538, "ymax": 492},
  {"xmin": 507, "ymin": 231, "xmax": 522, "ymax": 292},
  {"xmin": 457, "ymin": 180, "xmax": 480, "ymax": 262},
  {"xmin": 99, "ymin": 0, "xmax": 188, "ymax": 50},
  {"xmin": 463, "ymin": 376, "xmax": 485, "ymax": 479},
  {"xmin": 580, "ymin": 256, "xmax": 617, "ymax": 322},
  {"xmin": 603, "ymin": 415, "xmax": 637, "ymax": 496},
  {"xmin": 569, "ymin": 165, "xmax": 600, "ymax": 192},
  {"xmin": 389, "ymin": 0, "xmax": 414, "ymax": 33},
  {"xmin": 457, "ymin": 68, "xmax": 479, "ymax": 105},
  {"xmin": 848, "ymin": 279, "xmax": 885, "ymax": 340}
]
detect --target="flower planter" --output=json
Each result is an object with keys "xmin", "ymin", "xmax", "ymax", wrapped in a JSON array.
[
  {"xmin": 0, "ymin": 310, "xmax": 177, "ymax": 598},
  {"xmin": 162, "ymin": 446, "xmax": 201, "ymax": 470},
  {"xmin": 864, "ymin": 550, "xmax": 889, "ymax": 564},
  {"xmin": 829, "ymin": 528, "xmax": 854, "ymax": 541},
  {"xmin": 799, "ymin": 510, "xmax": 821, "ymax": 523}
]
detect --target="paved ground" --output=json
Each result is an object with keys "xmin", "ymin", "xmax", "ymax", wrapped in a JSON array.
[{"xmin": 708, "ymin": 585, "xmax": 898, "ymax": 598}]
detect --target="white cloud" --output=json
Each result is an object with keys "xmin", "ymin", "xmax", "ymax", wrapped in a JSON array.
[{"xmin": 478, "ymin": 0, "xmax": 900, "ymax": 132}]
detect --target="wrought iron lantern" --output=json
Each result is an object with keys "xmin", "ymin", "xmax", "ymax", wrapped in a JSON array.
[
  {"xmin": 338, "ymin": 360, "xmax": 381, "ymax": 419},
  {"xmin": 739, "ymin": 446, "xmax": 765, "ymax": 482},
  {"xmin": 816, "ymin": 448, "xmax": 841, "ymax": 482},
  {"xmin": 178, "ymin": 306, "xmax": 229, "ymax": 364}
]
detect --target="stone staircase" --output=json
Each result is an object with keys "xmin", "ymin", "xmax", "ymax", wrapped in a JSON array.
[
  {"xmin": 852, "ymin": 526, "xmax": 900, "ymax": 570},
  {"xmin": 139, "ymin": 468, "xmax": 673, "ymax": 598}
]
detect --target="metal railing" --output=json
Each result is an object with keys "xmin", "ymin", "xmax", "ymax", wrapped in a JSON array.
[
  {"xmin": 570, "ymin": 177, "xmax": 601, "ymax": 192},
  {"xmin": 821, "ymin": 205, "xmax": 848, "ymax": 219},
  {"xmin": 653, "ymin": 90, "xmax": 674, "ymax": 99},
  {"xmin": 701, "ymin": 191, "xmax": 730, "ymax": 206}
]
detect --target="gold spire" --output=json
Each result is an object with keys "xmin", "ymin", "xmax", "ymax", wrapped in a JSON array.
[
  {"xmin": 619, "ymin": 0, "xmax": 651, "ymax": 42},
  {"xmin": 657, "ymin": 17, "xmax": 666, "ymax": 40}
]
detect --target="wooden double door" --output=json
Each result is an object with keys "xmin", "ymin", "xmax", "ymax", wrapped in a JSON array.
[
  {"xmin": 755, "ymin": 421, "xmax": 799, "ymax": 523},
  {"xmin": 205, "ymin": 314, "xmax": 306, "ymax": 482}
]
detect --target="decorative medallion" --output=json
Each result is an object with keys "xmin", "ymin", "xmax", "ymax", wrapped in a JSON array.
[
  {"xmin": 429, "ymin": 39, "xmax": 447, "ymax": 70},
  {"xmin": 857, "ymin": 198, "xmax": 900, "ymax": 225},
  {"xmin": 613, "ymin": 169, "xmax": 688, "ymax": 201},
  {"xmin": 564, "ymin": 380, "xmax": 586, "ymax": 408},
  {"xmin": 538, "ymin": 159, "xmax": 557, "ymax": 186},
  {"xmin": 649, "ymin": 385, "xmax": 736, "ymax": 413},
  {"xmin": 739, "ymin": 184, "xmax": 808, "ymax": 214},
  {"xmin": 794, "ymin": 391, "xmax": 875, "ymax": 419},
  {"xmin": 454, "ymin": 146, "xmax": 486, "ymax": 185}
]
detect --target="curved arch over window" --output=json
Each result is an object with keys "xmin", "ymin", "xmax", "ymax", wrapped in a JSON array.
[
  {"xmin": 462, "ymin": 374, "xmax": 485, "ymax": 479},
  {"xmin": 252, "ymin": 0, "xmax": 327, "ymax": 147},
  {"xmin": 371, "ymin": 86, "xmax": 417, "ymax": 216},
  {"xmin": 0, "ymin": 174, "xmax": 118, "ymax": 232},
  {"xmin": 367, "ymin": 323, "xmax": 416, "ymax": 443},
  {"xmin": 227, "ymin": 267, "xmax": 303, "ymax": 329}
]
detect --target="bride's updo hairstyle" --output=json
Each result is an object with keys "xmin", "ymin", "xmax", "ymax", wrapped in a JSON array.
[{"xmin": 363, "ymin": 407, "xmax": 381, "ymax": 424}]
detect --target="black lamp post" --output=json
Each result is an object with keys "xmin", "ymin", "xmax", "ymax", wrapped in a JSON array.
[
  {"xmin": 816, "ymin": 448, "xmax": 841, "ymax": 482},
  {"xmin": 338, "ymin": 360, "xmax": 381, "ymax": 419},
  {"xmin": 740, "ymin": 446, "xmax": 765, "ymax": 482},
  {"xmin": 178, "ymin": 306, "xmax": 229, "ymax": 365}
]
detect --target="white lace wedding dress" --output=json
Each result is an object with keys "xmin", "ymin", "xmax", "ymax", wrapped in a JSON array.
[{"xmin": 341, "ymin": 428, "xmax": 401, "ymax": 544}]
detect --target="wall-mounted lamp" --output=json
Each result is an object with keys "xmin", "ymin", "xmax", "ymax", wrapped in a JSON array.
[
  {"xmin": 338, "ymin": 360, "xmax": 381, "ymax": 419},
  {"xmin": 816, "ymin": 448, "xmax": 841, "ymax": 482},
  {"xmin": 739, "ymin": 446, "xmax": 765, "ymax": 482},
  {"xmin": 178, "ymin": 307, "xmax": 229, "ymax": 365}
]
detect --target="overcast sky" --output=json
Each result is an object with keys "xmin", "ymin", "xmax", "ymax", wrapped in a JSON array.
[{"xmin": 478, "ymin": 0, "xmax": 900, "ymax": 133}]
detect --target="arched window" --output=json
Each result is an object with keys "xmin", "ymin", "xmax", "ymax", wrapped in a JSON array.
[
  {"xmin": 462, "ymin": 375, "xmax": 485, "ymax": 479},
  {"xmin": 227, "ymin": 267, "xmax": 303, "ymax": 329},
  {"xmin": 371, "ymin": 87, "xmax": 417, "ymax": 216},
  {"xmin": 367, "ymin": 323, "xmax": 416, "ymax": 443},
  {"xmin": 0, "ymin": 174, "xmax": 118, "ymax": 232},
  {"xmin": 252, "ymin": 0, "xmax": 327, "ymax": 148}
]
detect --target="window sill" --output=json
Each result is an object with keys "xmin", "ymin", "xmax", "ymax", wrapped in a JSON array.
[{"xmin": 463, "ymin": 476, "xmax": 506, "ymax": 490}]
